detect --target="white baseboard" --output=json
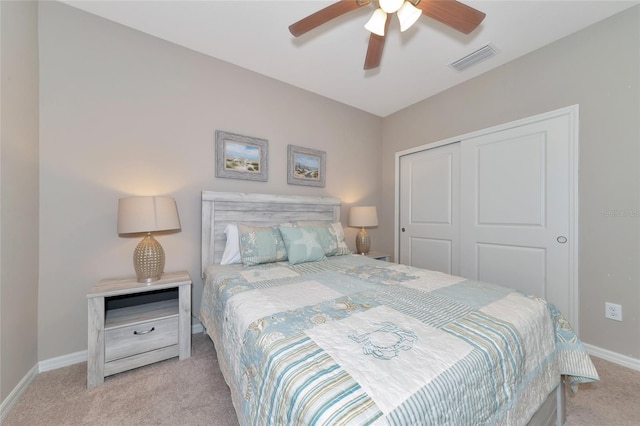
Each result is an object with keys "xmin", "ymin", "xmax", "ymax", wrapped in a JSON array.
[
  {"xmin": 0, "ymin": 363, "xmax": 38, "ymax": 422},
  {"xmin": 39, "ymin": 349, "xmax": 87, "ymax": 372},
  {"xmin": 584, "ymin": 343, "xmax": 640, "ymax": 371}
]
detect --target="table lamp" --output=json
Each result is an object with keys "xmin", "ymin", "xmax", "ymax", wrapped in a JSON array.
[
  {"xmin": 117, "ymin": 196, "xmax": 181, "ymax": 283},
  {"xmin": 349, "ymin": 206, "xmax": 378, "ymax": 255}
]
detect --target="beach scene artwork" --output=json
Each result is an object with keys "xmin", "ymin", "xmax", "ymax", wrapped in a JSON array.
[
  {"xmin": 287, "ymin": 145, "xmax": 325, "ymax": 187},
  {"xmin": 293, "ymin": 153, "xmax": 320, "ymax": 181},
  {"xmin": 224, "ymin": 142, "xmax": 260, "ymax": 173},
  {"xmin": 216, "ymin": 130, "xmax": 268, "ymax": 181}
]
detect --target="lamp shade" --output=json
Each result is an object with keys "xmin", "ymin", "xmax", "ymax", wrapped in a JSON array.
[
  {"xmin": 349, "ymin": 206, "xmax": 378, "ymax": 228},
  {"xmin": 364, "ymin": 8, "xmax": 387, "ymax": 36},
  {"xmin": 398, "ymin": 1, "xmax": 421, "ymax": 32},
  {"xmin": 117, "ymin": 196, "xmax": 181, "ymax": 234}
]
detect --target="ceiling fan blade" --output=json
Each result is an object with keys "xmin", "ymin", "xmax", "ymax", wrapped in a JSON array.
[
  {"xmin": 363, "ymin": 14, "xmax": 391, "ymax": 70},
  {"xmin": 417, "ymin": 0, "xmax": 486, "ymax": 34},
  {"xmin": 363, "ymin": 34, "xmax": 385, "ymax": 70},
  {"xmin": 289, "ymin": 0, "xmax": 370, "ymax": 37}
]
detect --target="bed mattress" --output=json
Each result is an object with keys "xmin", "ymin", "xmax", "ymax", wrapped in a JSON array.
[{"xmin": 200, "ymin": 255, "xmax": 597, "ymax": 425}]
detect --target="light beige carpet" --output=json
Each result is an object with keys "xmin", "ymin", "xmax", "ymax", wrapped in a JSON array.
[
  {"xmin": 564, "ymin": 355, "xmax": 640, "ymax": 426},
  {"xmin": 4, "ymin": 333, "xmax": 239, "ymax": 426},
  {"xmin": 4, "ymin": 333, "xmax": 639, "ymax": 425}
]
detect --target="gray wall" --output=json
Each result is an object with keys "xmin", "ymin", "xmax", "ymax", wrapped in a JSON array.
[
  {"xmin": 0, "ymin": 0, "xmax": 40, "ymax": 401},
  {"xmin": 381, "ymin": 6, "xmax": 640, "ymax": 358},
  {"xmin": 37, "ymin": 1, "xmax": 382, "ymax": 360}
]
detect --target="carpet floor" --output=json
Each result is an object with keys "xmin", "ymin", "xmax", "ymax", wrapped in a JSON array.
[{"xmin": 4, "ymin": 333, "xmax": 639, "ymax": 425}]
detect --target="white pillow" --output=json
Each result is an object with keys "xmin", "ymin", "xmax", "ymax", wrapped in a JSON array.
[{"xmin": 220, "ymin": 224, "xmax": 241, "ymax": 265}]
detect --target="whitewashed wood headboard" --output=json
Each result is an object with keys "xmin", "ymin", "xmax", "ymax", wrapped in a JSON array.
[{"xmin": 201, "ymin": 191, "xmax": 341, "ymax": 276}]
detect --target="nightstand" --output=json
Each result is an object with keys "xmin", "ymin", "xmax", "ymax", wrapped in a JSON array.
[
  {"xmin": 363, "ymin": 251, "xmax": 391, "ymax": 262},
  {"xmin": 87, "ymin": 271, "xmax": 192, "ymax": 388}
]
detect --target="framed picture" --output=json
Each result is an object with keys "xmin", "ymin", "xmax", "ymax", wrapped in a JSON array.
[
  {"xmin": 287, "ymin": 145, "xmax": 326, "ymax": 187},
  {"xmin": 215, "ymin": 130, "xmax": 268, "ymax": 182}
]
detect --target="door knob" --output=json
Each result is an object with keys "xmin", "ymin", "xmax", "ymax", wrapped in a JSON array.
[
  {"xmin": 557, "ymin": 236, "xmax": 567, "ymax": 244},
  {"xmin": 402, "ymin": 227, "xmax": 406, "ymax": 232}
]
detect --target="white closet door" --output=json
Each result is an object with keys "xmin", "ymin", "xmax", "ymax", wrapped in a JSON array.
[
  {"xmin": 459, "ymin": 113, "xmax": 571, "ymax": 316},
  {"xmin": 399, "ymin": 143, "xmax": 460, "ymax": 274}
]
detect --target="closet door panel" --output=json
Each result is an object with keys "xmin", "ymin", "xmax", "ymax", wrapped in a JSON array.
[
  {"xmin": 409, "ymin": 237, "xmax": 452, "ymax": 274},
  {"xmin": 476, "ymin": 243, "xmax": 546, "ymax": 297},
  {"xmin": 460, "ymin": 114, "xmax": 571, "ymax": 316},
  {"xmin": 476, "ymin": 133, "xmax": 545, "ymax": 226},
  {"xmin": 399, "ymin": 143, "xmax": 460, "ymax": 274}
]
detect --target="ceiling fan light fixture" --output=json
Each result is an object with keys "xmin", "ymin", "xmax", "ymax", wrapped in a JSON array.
[
  {"xmin": 289, "ymin": 0, "xmax": 486, "ymax": 71},
  {"xmin": 379, "ymin": 0, "xmax": 404, "ymax": 13},
  {"xmin": 397, "ymin": 1, "xmax": 421, "ymax": 32},
  {"xmin": 364, "ymin": 8, "xmax": 387, "ymax": 36}
]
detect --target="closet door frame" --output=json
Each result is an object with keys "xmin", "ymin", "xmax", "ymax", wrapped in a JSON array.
[{"xmin": 394, "ymin": 104, "xmax": 579, "ymax": 332}]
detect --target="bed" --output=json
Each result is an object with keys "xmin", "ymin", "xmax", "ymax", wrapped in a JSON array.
[{"xmin": 199, "ymin": 191, "xmax": 598, "ymax": 425}]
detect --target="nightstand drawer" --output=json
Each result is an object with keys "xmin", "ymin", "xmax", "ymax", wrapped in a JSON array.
[{"xmin": 105, "ymin": 315, "xmax": 178, "ymax": 362}]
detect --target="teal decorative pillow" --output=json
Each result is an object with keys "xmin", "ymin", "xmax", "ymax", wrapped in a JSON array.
[
  {"xmin": 238, "ymin": 224, "xmax": 288, "ymax": 266},
  {"xmin": 278, "ymin": 226, "xmax": 327, "ymax": 265},
  {"xmin": 312, "ymin": 226, "xmax": 339, "ymax": 256},
  {"xmin": 296, "ymin": 221, "xmax": 351, "ymax": 256}
]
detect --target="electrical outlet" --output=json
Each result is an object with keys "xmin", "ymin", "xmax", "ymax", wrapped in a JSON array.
[{"xmin": 605, "ymin": 302, "xmax": 623, "ymax": 321}]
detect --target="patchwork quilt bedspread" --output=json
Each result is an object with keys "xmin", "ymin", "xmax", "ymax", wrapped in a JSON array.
[{"xmin": 200, "ymin": 255, "xmax": 598, "ymax": 425}]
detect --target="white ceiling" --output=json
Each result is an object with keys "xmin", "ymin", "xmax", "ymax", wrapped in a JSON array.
[{"xmin": 62, "ymin": 0, "xmax": 638, "ymax": 117}]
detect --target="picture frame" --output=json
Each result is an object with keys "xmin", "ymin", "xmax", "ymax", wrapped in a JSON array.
[
  {"xmin": 215, "ymin": 130, "xmax": 268, "ymax": 182},
  {"xmin": 287, "ymin": 145, "xmax": 326, "ymax": 187}
]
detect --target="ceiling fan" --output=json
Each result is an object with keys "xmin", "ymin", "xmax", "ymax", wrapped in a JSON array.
[{"xmin": 289, "ymin": 0, "xmax": 486, "ymax": 70}]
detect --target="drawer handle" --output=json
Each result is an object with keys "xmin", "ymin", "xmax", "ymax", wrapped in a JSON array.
[{"xmin": 133, "ymin": 327, "xmax": 155, "ymax": 335}]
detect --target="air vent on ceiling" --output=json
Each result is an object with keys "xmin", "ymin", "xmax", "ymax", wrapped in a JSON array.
[{"xmin": 450, "ymin": 44, "xmax": 497, "ymax": 72}]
